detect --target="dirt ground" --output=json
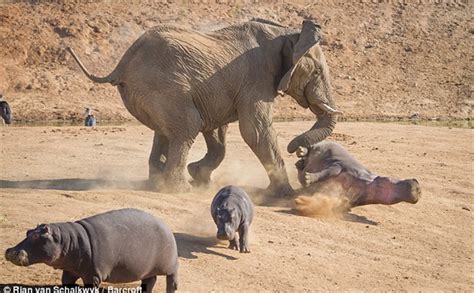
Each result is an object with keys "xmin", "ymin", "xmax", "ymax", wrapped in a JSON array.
[
  {"xmin": 0, "ymin": 121, "xmax": 472, "ymax": 291},
  {"xmin": 1, "ymin": 0, "xmax": 472, "ymax": 122},
  {"xmin": 0, "ymin": 1, "xmax": 472, "ymax": 290}
]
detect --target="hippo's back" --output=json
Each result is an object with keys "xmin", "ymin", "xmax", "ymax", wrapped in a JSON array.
[
  {"xmin": 78, "ymin": 208, "xmax": 177, "ymax": 283},
  {"xmin": 316, "ymin": 142, "xmax": 375, "ymax": 183},
  {"xmin": 211, "ymin": 185, "xmax": 254, "ymax": 223}
]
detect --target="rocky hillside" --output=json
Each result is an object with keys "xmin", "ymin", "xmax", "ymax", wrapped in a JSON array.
[{"xmin": 0, "ymin": 0, "xmax": 471, "ymax": 122}]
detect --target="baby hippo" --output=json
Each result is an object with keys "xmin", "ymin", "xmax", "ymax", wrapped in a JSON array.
[
  {"xmin": 295, "ymin": 141, "xmax": 421, "ymax": 208},
  {"xmin": 5, "ymin": 208, "xmax": 178, "ymax": 293},
  {"xmin": 211, "ymin": 185, "xmax": 254, "ymax": 253}
]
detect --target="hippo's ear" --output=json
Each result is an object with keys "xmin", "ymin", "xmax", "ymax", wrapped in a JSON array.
[
  {"xmin": 47, "ymin": 226, "xmax": 60, "ymax": 242},
  {"xmin": 26, "ymin": 228, "xmax": 35, "ymax": 236},
  {"xmin": 40, "ymin": 225, "xmax": 50, "ymax": 234}
]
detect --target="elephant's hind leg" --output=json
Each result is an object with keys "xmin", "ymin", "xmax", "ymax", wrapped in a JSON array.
[
  {"xmin": 148, "ymin": 132, "xmax": 169, "ymax": 189},
  {"xmin": 160, "ymin": 121, "xmax": 200, "ymax": 193},
  {"xmin": 188, "ymin": 125, "xmax": 228, "ymax": 185}
]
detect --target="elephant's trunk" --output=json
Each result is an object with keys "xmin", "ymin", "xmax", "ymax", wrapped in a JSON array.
[{"xmin": 287, "ymin": 113, "xmax": 336, "ymax": 153}]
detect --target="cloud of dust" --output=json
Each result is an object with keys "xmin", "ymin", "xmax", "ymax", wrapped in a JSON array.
[
  {"xmin": 294, "ymin": 181, "xmax": 351, "ymax": 218},
  {"xmin": 210, "ymin": 158, "xmax": 297, "ymax": 207},
  {"xmin": 179, "ymin": 205, "xmax": 216, "ymax": 238},
  {"xmin": 206, "ymin": 157, "xmax": 269, "ymax": 195}
]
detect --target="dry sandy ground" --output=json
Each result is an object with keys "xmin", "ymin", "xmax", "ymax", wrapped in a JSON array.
[{"xmin": 0, "ymin": 122, "xmax": 473, "ymax": 291}]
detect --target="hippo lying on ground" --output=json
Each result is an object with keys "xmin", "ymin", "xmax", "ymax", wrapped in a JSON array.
[
  {"xmin": 295, "ymin": 141, "xmax": 421, "ymax": 208},
  {"xmin": 211, "ymin": 185, "xmax": 254, "ymax": 253},
  {"xmin": 5, "ymin": 209, "xmax": 178, "ymax": 293}
]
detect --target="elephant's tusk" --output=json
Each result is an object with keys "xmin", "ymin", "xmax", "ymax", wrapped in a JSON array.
[
  {"xmin": 318, "ymin": 103, "xmax": 343, "ymax": 115},
  {"xmin": 296, "ymin": 146, "xmax": 309, "ymax": 158}
]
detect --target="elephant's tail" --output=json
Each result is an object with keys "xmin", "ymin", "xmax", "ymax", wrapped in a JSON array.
[{"xmin": 67, "ymin": 47, "xmax": 118, "ymax": 85}]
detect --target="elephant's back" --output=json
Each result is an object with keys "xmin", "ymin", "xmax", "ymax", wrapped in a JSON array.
[
  {"xmin": 116, "ymin": 24, "xmax": 242, "ymax": 87},
  {"xmin": 145, "ymin": 24, "xmax": 241, "ymax": 64}
]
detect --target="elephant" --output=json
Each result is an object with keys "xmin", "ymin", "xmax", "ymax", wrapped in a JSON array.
[{"xmin": 67, "ymin": 18, "xmax": 341, "ymax": 196}]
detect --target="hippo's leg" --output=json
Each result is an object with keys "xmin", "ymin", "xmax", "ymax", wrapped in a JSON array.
[
  {"xmin": 81, "ymin": 275, "xmax": 101, "ymax": 287},
  {"xmin": 166, "ymin": 272, "xmax": 178, "ymax": 293},
  {"xmin": 61, "ymin": 271, "xmax": 79, "ymax": 285},
  {"xmin": 238, "ymin": 223, "xmax": 250, "ymax": 253},
  {"xmin": 228, "ymin": 238, "xmax": 238, "ymax": 251},
  {"xmin": 304, "ymin": 165, "xmax": 342, "ymax": 186},
  {"xmin": 188, "ymin": 125, "xmax": 227, "ymax": 186},
  {"xmin": 352, "ymin": 177, "xmax": 421, "ymax": 207},
  {"xmin": 141, "ymin": 276, "xmax": 156, "ymax": 293}
]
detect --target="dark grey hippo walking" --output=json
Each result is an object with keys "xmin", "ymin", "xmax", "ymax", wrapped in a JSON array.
[
  {"xmin": 295, "ymin": 141, "xmax": 421, "ymax": 208},
  {"xmin": 211, "ymin": 185, "xmax": 254, "ymax": 253},
  {"xmin": 5, "ymin": 208, "xmax": 178, "ymax": 293}
]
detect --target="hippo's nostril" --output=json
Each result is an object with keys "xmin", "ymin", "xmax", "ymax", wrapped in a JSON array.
[
  {"xmin": 6, "ymin": 250, "xmax": 17, "ymax": 263},
  {"xmin": 407, "ymin": 181, "xmax": 421, "ymax": 204},
  {"xmin": 5, "ymin": 248, "xmax": 15, "ymax": 261}
]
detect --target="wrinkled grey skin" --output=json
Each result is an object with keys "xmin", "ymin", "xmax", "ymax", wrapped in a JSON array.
[
  {"xmin": 67, "ymin": 19, "xmax": 340, "ymax": 197},
  {"xmin": 295, "ymin": 142, "xmax": 421, "ymax": 207},
  {"xmin": 5, "ymin": 209, "xmax": 178, "ymax": 293},
  {"xmin": 211, "ymin": 185, "xmax": 254, "ymax": 253}
]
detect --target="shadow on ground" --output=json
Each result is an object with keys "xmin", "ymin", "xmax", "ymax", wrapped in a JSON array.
[
  {"xmin": 0, "ymin": 179, "xmax": 149, "ymax": 191},
  {"xmin": 174, "ymin": 232, "xmax": 238, "ymax": 260}
]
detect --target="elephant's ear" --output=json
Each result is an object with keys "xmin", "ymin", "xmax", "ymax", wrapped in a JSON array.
[{"xmin": 277, "ymin": 20, "xmax": 322, "ymax": 94}]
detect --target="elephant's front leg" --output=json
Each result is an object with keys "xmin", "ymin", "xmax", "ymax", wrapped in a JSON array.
[
  {"xmin": 188, "ymin": 125, "xmax": 227, "ymax": 186},
  {"xmin": 238, "ymin": 102, "xmax": 294, "ymax": 197},
  {"xmin": 148, "ymin": 132, "xmax": 169, "ymax": 190}
]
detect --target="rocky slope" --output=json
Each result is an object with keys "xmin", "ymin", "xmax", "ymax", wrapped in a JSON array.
[{"xmin": 0, "ymin": 0, "xmax": 472, "ymax": 122}]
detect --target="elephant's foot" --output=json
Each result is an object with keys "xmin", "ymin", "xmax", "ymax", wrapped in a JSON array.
[
  {"xmin": 146, "ymin": 173, "xmax": 161, "ymax": 191},
  {"xmin": 187, "ymin": 162, "xmax": 212, "ymax": 186},
  {"xmin": 162, "ymin": 178, "xmax": 192, "ymax": 193},
  {"xmin": 265, "ymin": 182, "xmax": 295, "ymax": 197}
]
